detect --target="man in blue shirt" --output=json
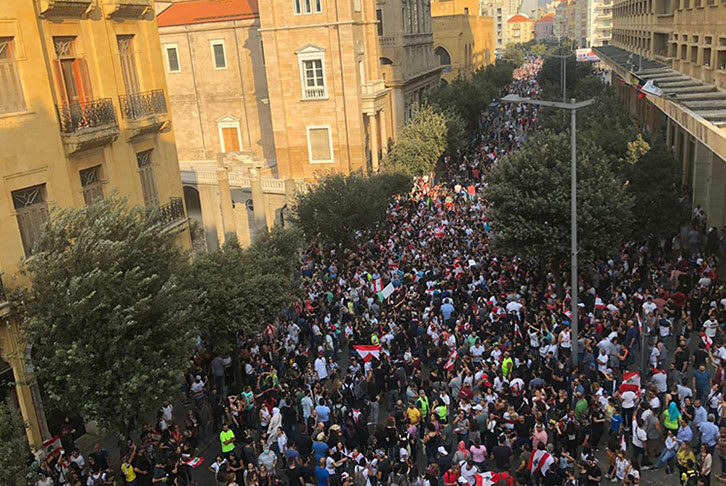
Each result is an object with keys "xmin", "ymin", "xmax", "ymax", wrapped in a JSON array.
[
  {"xmin": 315, "ymin": 458, "xmax": 330, "ymax": 486},
  {"xmin": 315, "ymin": 398, "xmax": 331, "ymax": 426},
  {"xmin": 699, "ymin": 414, "xmax": 720, "ymax": 449},
  {"xmin": 441, "ymin": 298, "xmax": 455, "ymax": 322},
  {"xmin": 312, "ymin": 434, "xmax": 329, "ymax": 462}
]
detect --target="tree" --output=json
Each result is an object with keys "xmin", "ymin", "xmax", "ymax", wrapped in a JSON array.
[
  {"xmin": 0, "ymin": 400, "xmax": 32, "ymax": 486},
  {"xmin": 500, "ymin": 45, "xmax": 526, "ymax": 66},
  {"xmin": 293, "ymin": 171, "xmax": 411, "ymax": 247},
  {"xmin": 383, "ymin": 103, "xmax": 448, "ymax": 177},
  {"xmin": 186, "ymin": 229, "xmax": 300, "ymax": 375},
  {"xmin": 485, "ymin": 131, "xmax": 633, "ymax": 291},
  {"xmin": 19, "ymin": 195, "xmax": 196, "ymax": 436},
  {"xmin": 622, "ymin": 135, "xmax": 688, "ymax": 240}
]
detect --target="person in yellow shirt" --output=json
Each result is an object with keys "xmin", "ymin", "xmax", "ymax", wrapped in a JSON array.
[
  {"xmin": 120, "ymin": 443, "xmax": 137, "ymax": 485},
  {"xmin": 220, "ymin": 423, "xmax": 236, "ymax": 459},
  {"xmin": 407, "ymin": 403, "xmax": 422, "ymax": 426}
]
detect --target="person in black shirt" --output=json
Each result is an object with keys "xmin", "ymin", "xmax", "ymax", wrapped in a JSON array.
[
  {"xmin": 582, "ymin": 458, "xmax": 602, "ymax": 486},
  {"xmin": 492, "ymin": 435, "xmax": 512, "ymax": 472}
]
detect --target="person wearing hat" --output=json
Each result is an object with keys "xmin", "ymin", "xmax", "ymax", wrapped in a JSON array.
[{"xmin": 437, "ymin": 446, "xmax": 452, "ymax": 473}]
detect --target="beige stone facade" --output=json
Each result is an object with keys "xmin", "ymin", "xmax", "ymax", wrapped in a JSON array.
[
  {"xmin": 0, "ymin": 0, "xmax": 189, "ymax": 448},
  {"xmin": 431, "ymin": 0, "xmax": 496, "ymax": 81},
  {"xmin": 481, "ymin": 0, "xmax": 522, "ymax": 50},
  {"xmin": 506, "ymin": 14, "xmax": 535, "ymax": 44}
]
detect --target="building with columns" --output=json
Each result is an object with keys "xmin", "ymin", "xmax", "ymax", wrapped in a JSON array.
[
  {"xmin": 594, "ymin": 0, "xmax": 726, "ymax": 225},
  {"xmin": 1, "ymin": 0, "xmax": 189, "ymax": 448},
  {"xmin": 431, "ymin": 0, "xmax": 496, "ymax": 82}
]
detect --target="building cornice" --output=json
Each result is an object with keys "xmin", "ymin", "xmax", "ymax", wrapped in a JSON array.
[{"xmin": 259, "ymin": 20, "xmax": 377, "ymax": 32}]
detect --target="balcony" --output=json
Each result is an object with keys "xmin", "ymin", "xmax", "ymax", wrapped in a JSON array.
[
  {"xmin": 103, "ymin": 0, "xmax": 150, "ymax": 18},
  {"xmin": 119, "ymin": 90, "xmax": 169, "ymax": 139},
  {"xmin": 302, "ymin": 86, "xmax": 327, "ymax": 100},
  {"xmin": 56, "ymin": 98, "xmax": 119, "ymax": 155},
  {"xmin": 155, "ymin": 197, "xmax": 187, "ymax": 229},
  {"xmin": 39, "ymin": 0, "xmax": 93, "ymax": 17}
]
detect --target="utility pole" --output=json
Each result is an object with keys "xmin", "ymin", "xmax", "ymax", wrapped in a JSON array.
[
  {"xmin": 500, "ymin": 94, "xmax": 595, "ymax": 365},
  {"xmin": 552, "ymin": 54, "xmax": 573, "ymax": 103}
]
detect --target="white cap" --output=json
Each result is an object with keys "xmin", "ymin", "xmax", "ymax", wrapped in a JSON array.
[{"xmin": 438, "ymin": 446, "xmax": 448, "ymax": 455}]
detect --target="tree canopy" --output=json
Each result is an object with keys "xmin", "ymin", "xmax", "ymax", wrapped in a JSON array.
[
  {"xmin": 186, "ymin": 229, "xmax": 301, "ymax": 355},
  {"xmin": 0, "ymin": 400, "xmax": 32, "ymax": 486},
  {"xmin": 20, "ymin": 195, "xmax": 196, "ymax": 436},
  {"xmin": 485, "ymin": 130, "xmax": 633, "ymax": 266},
  {"xmin": 294, "ymin": 171, "xmax": 412, "ymax": 247},
  {"xmin": 383, "ymin": 104, "xmax": 448, "ymax": 177}
]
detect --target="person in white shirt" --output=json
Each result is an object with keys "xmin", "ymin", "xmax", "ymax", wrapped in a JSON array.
[
  {"xmin": 460, "ymin": 459, "xmax": 479, "ymax": 485},
  {"xmin": 703, "ymin": 314, "xmax": 719, "ymax": 339},
  {"xmin": 314, "ymin": 353, "xmax": 328, "ymax": 381}
]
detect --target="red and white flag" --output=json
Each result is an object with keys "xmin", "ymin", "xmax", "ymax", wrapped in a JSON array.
[
  {"xmin": 701, "ymin": 332, "xmax": 713, "ymax": 349},
  {"xmin": 183, "ymin": 457, "xmax": 204, "ymax": 468},
  {"xmin": 434, "ymin": 226, "xmax": 446, "ymax": 238},
  {"xmin": 619, "ymin": 371, "xmax": 641, "ymax": 393},
  {"xmin": 354, "ymin": 345, "xmax": 381, "ymax": 362},
  {"xmin": 42, "ymin": 435, "xmax": 63, "ymax": 460},
  {"xmin": 528, "ymin": 449, "xmax": 555, "ymax": 476},
  {"xmin": 636, "ymin": 314, "xmax": 643, "ymax": 332},
  {"xmin": 372, "ymin": 278, "xmax": 383, "ymax": 293},
  {"xmin": 595, "ymin": 296, "xmax": 606, "ymax": 309},
  {"xmin": 444, "ymin": 349, "xmax": 458, "ymax": 370},
  {"xmin": 475, "ymin": 471, "xmax": 514, "ymax": 486}
]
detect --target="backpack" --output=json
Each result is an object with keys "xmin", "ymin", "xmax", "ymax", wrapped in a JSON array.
[
  {"xmin": 354, "ymin": 465, "xmax": 367, "ymax": 486},
  {"xmin": 684, "ymin": 469, "xmax": 699, "ymax": 486}
]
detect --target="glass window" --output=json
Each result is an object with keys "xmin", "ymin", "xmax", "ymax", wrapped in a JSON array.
[
  {"xmin": 301, "ymin": 58, "xmax": 326, "ymax": 99},
  {"xmin": 165, "ymin": 45, "xmax": 180, "ymax": 72},
  {"xmin": 137, "ymin": 150, "xmax": 159, "ymax": 208},
  {"xmin": 211, "ymin": 41, "xmax": 226, "ymax": 69},
  {"xmin": 80, "ymin": 165, "xmax": 104, "ymax": 205},
  {"xmin": 0, "ymin": 37, "xmax": 26, "ymax": 114},
  {"xmin": 12, "ymin": 184, "xmax": 49, "ymax": 257}
]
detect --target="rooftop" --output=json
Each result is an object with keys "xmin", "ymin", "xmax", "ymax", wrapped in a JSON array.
[
  {"xmin": 507, "ymin": 13, "xmax": 534, "ymax": 22},
  {"xmin": 594, "ymin": 45, "xmax": 726, "ymax": 127},
  {"xmin": 157, "ymin": 0, "xmax": 258, "ymax": 27},
  {"xmin": 536, "ymin": 12, "xmax": 555, "ymax": 22}
]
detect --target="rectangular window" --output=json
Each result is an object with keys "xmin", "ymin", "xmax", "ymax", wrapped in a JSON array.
[
  {"xmin": 117, "ymin": 35, "xmax": 140, "ymax": 94},
  {"xmin": 12, "ymin": 184, "xmax": 49, "ymax": 257},
  {"xmin": 0, "ymin": 37, "xmax": 26, "ymax": 114},
  {"xmin": 80, "ymin": 165, "xmax": 103, "ymax": 205},
  {"xmin": 376, "ymin": 9, "xmax": 384, "ymax": 35},
  {"xmin": 211, "ymin": 40, "xmax": 227, "ymax": 69},
  {"xmin": 314, "ymin": 0, "xmax": 322, "ymax": 12},
  {"xmin": 293, "ymin": 0, "xmax": 302, "ymax": 14},
  {"xmin": 260, "ymin": 39, "xmax": 266, "ymax": 65},
  {"xmin": 307, "ymin": 126, "xmax": 333, "ymax": 163},
  {"xmin": 137, "ymin": 150, "xmax": 159, "ymax": 208},
  {"xmin": 303, "ymin": 0, "xmax": 312, "ymax": 13},
  {"xmin": 220, "ymin": 125, "xmax": 241, "ymax": 152},
  {"xmin": 301, "ymin": 58, "xmax": 326, "ymax": 99},
  {"xmin": 165, "ymin": 44, "xmax": 180, "ymax": 73}
]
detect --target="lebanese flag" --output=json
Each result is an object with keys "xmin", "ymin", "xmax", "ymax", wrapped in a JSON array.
[
  {"xmin": 42, "ymin": 435, "xmax": 63, "ymax": 460},
  {"xmin": 444, "ymin": 349, "xmax": 458, "ymax": 370},
  {"xmin": 183, "ymin": 457, "xmax": 204, "ymax": 468},
  {"xmin": 636, "ymin": 314, "xmax": 643, "ymax": 332},
  {"xmin": 513, "ymin": 321, "xmax": 523, "ymax": 341},
  {"xmin": 595, "ymin": 296, "xmax": 606, "ymax": 309},
  {"xmin": 354, "ymin": 345, "xmax": 381, "ymax": 362},
  {"xmin": 475, "ymin": 471, "xmax": 514, "ymax": 486},
  {"xmin": 701, "ymin": 332, "xmax": 713, "ymax": 350},
  {"xmin": 528, "ymin": 449, "xmax": 555, "ymax": 476},
  {"xmin": 372, "ymin": 278, "xmax": 383, "ymax": 293},
  {"xmin": 650, "ymin": 367, "xmax": 666, "ymax": 375},
  {"xmin": 434, "ymin": 226, "xmax": 446, "ymax": 238},
  {"xmin": 619, "ymin": 371, "xmax": 641, "ymax": 393}
]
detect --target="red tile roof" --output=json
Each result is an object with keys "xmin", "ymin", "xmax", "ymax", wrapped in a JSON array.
[
  {"xmin": 536, "ymin": 12, "xmax": 555, "ymax": 22},
  {"xmin": 507, "ymin": 13, "xmax": 534, "ymax": 23},
  {"xmin": 157, "ymin": 0, "xmax": 258, "ymax": 27}
]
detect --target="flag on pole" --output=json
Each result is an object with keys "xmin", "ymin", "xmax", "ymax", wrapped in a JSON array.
[
  {"xmin": 528, "ymin": 448, "xmax": 555, "ymax": 476},
  {"xmin": 354, "ymin": 345, "xmax": 381, "ymax": 362},
  {"xmin": 701, "ymin": 332, "xmax": 713, "ymax": 350},
  {"xmin": 372, "ymin": 278, "xmax": 383, "ymax": 293},
  {"xmin": 444, "ymin": 349, "xmax": 458, "ymax": 370},
  {"xmin": 42, "ymin": 436, "xmax": 63, "ymax": 460},
  {"xmin": 619, "ymin": 371, "xmax": 641, "ymax": 393},
  {"xmin": 636, "ymin": 314, "xmax": 643, "ymax": 332},
  {"xmin": 183, "ymin": 457, "xmax": 205, "ymax": 468}
]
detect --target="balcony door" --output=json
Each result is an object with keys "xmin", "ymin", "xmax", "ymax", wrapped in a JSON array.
[
  {"xmin": 117, "ymin": 35, "xmax": 140, "ymax": 95},
  {"xmin": 52, "ymin": 37, "xmax": 92, "ymax": 105}
]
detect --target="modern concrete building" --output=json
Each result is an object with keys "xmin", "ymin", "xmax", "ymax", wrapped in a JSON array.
[
  {"xmin": 431, "ymin": 0, "xmax": 496, "ymax": 81},
  {"xmin": 553, "ymin": 0, "xmax": 612, "ymax": 46},
  {"xmin": 594, "ymin": 0, "xmax": 726, "ymax": 225},
  {"xmin": 0, "ymin": 0, "xmax": 189, "ymax": 448},
  {"xmin": 481, "ymin": 0, "xmax": 522, "ymax": 49}
]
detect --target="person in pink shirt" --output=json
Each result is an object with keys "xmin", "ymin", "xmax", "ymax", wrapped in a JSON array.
[{"xmin": 532, "ymin": 422, "xmax": 548, "ymax": 450}]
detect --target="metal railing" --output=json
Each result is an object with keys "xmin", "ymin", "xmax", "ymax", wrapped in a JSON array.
[
  {"xmin": 156, "ymin": 197, "xmax": 185, "ymax": 227},
  {"xmin": 302, "ymin": 86, "xmax": 326, "ymax": 100},
  {"xmin": 56, "ymin": 98, "xmax": 118, "ymax": 134},
  {"xmin": 119, "ymin": 90, "xmax": 167, "ymax": 121}
]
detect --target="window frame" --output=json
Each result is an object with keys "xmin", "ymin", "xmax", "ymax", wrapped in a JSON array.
[
  {"xmin": 164, "ymin": 43, "xmax": 181, "ymax": 73},
  {"xmin": 306, "ymin": 125, "xmax": 334, "ymax": 164},
  {"xmin": 217, "ymin": 116, "xmax": 243, "ymax": 153},
  {"xmin": 79, "ymin": 164, "xmax": 104, "ymax": 205},
  {"xmin": 0, "ymin": 36, "xmax": 27, "ymax": 115},
  {"xmin": 210, "ymin": 39, "xmax": 227, "ymax": 70},
  {"xmin": 297, "ymin": 46, "xmax": 328, "ymax": 100}
]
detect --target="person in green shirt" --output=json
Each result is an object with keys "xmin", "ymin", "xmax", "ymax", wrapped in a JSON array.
[
  {"xmin": 574, "ymin": 392, "xmax": 589, "ymax": 422},
  {"xmin": 220, "ymin": 423, "xmax": 236, "ymax": 459}
]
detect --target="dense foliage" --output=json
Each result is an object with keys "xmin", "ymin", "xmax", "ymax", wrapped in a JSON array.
[
  {"xmin": 383, "ymin": 104, "xmax": 449, "ymax": 177},
  {"xmin": 0, "ymin": 400, "xmax": 32, "ymax": 486}
]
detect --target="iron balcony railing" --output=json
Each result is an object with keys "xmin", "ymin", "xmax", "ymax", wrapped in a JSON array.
[
  {"xmin": 119, "ymin": 89, "xmax": 167, "ymax": 121},
  {"xmin": 56, "ymin": 98, "xmax": 118, "ymax": 134},
  {"xmin": 156, "ymin": 197, "xmax": 185, "ymax": 227}
]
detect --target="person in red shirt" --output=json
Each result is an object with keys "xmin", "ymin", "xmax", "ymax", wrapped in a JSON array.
[{"xmin": 443, "ymin": 464, "xmax": 460, "ymax": 486}]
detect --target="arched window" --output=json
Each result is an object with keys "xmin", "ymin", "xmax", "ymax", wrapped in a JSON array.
[{"xmin": 434, "ymin": 46, "xmax": 451, "ymax": 66}]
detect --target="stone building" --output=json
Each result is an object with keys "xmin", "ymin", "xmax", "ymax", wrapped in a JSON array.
[
  {"xmin": 0, "ymin": 0, "xmax": 189, "ymax": 447},
  {"xmin": 535, "ymin": 12, "xmax": 556, "ymax": 40},
  {"xmin": 431, "ymin": 0, "xmax": 496, "ymax": 82},
  {"xmin": 506, "ymin": 13, "xmax": 535, "ymax": 44}
]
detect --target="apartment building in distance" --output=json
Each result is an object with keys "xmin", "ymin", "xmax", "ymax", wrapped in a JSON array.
[
  {"xmin": 506, "ymin": 13, "xmax": 535, "ymax": 44},
  {"xmin": 552, "ymin": 0, "xmax": 612, "ymax": 46},
  {"xmin": 0, "ymin": 0, "xmax": 189, "ymax": 447},
  {"xmin": 481, "ymin": 0, "xmax": 521, "ymax": 50},
  {"xmin": 377, "ymin": 0, "xmax": 442, "ymax": 132},
  {"xmin": 594, "ymin": 0, "xmax": 726, "ymax": 224},
  {"xmin": 535, "ymin": 11, "xmax": 556, "ymax": 40},
  {"xmin": 431, "ymin": 0, "xmax": 496, "ymax": 81}
]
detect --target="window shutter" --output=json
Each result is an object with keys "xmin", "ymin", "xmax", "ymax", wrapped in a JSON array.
[
  {"xmin": 222, "ymin": 127, "xmax": 240, "ymax": 152},
  {"xmin": 73, "ymin": 58, "xmax": 93, "ymax": 102},
  {"xmin": 52, "ymin": 59, "xmax": 68, "ymax": 104}
]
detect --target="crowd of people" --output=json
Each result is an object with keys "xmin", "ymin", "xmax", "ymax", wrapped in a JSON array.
[{"xmin": 36, "ymin": 57, "xmax": 726, "ymax": 486}]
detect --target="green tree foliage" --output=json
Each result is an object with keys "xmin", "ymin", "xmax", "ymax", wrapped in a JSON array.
[
  {"xmin": 20, "ymin": 195, "xmax": 196, "ymax": 436},
  {"xmin": 294, "ymin": 171, "xmax": 412, "ymax": 247},
  {"xmin": 383, "ymin": 104, "xmax": 448, "ymax": 177},
  {"xmin": 622, "ymin": 135, "xmax": 689, "ymax": 240},
  {"xmin": 186, "ymin": 228, "xmax": 301, "ymax": 354},
  {"xmin": 537, "ymin": 51, "xmax": 597, "ymax": 102},
  {"xmin": 0, "ymin": 400, "xmax": 32, "ymax": 486},
  {"xmin": 500, "ymin": 44, "xmax": 526, "ymax": 66},
  {"xmin": 486, "ymin": 131, "xmax": 633, "ymax": 266}
]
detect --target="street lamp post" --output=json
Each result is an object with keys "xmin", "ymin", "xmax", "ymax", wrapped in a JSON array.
[
  {"xmin": 500, "ymin": 94, "xmax": 594, "ymax": 366},
  {"xmin": 551, "ymin": 54, "xmax": 573, "ymax": 103}
]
